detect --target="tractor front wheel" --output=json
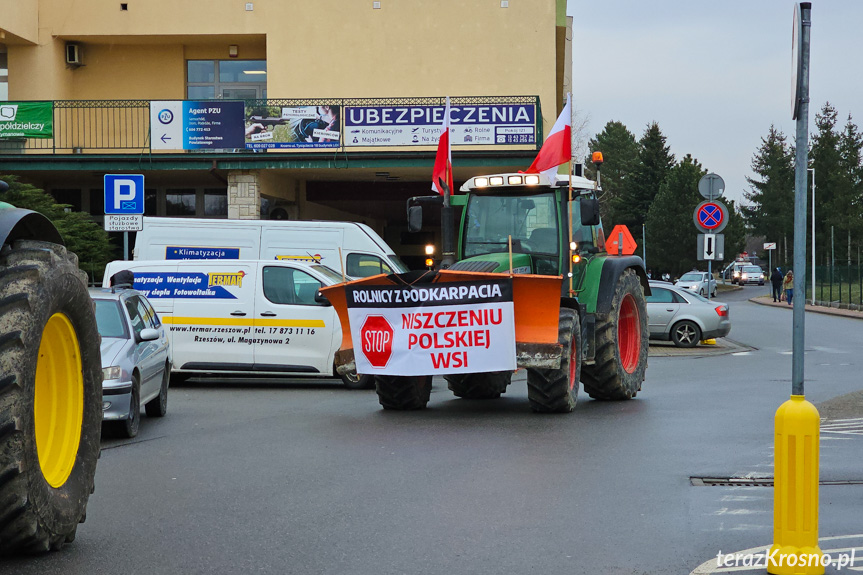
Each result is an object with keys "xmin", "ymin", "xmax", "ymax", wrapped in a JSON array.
[
  {"xmin": 445, "ymin": 371, "xmax": 511, "ymax": 399},
  {"xmin": 0, "ymin": 240, "xmax": 102, "ymax": 554},
  {"xmin": 374, "ymin": 375, "xmax": 432, "ymax": 410},
  {"xmin": 582, "ymin": 268, "xmax": 648, "ymax": 400},
  {"xmin": 526, "ymin": 308, "xmax": 580, "ymax": 413}
]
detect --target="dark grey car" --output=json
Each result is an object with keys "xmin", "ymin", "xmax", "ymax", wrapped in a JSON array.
[
  {"xmin": 646, "ymin": 281, "xmax": 731, "ymax": 347},
  {"xmin": 90, "ymin": 287, "xmax": 171, "ymax": 438}
]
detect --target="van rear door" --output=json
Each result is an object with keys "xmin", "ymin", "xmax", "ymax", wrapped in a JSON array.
[
  {"xmin": 252, "ymin": 262, "xmax": 338, "ymax": 375},
  {"xmin": 162, "ymin": 262, "xmax": 257, "ymax": 371}
]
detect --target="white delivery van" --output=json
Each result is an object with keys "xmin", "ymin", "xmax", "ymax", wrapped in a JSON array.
[
  {"xmin": 133, "ymin": 217, "xmax": 409, "ymax": 278},
  {"xmin": 103, "ymin": 259, "xmax": 372, "ymax": 389}
]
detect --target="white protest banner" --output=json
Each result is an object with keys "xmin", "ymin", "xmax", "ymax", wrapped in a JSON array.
[{"xmin": 346, "ymin": 279, "xmax": 516, "ymax": 376}]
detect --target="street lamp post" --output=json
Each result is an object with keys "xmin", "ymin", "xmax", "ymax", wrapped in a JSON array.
[{"xmin": 809, "ymin": 167, "xmax": 815, "ymax": 304}]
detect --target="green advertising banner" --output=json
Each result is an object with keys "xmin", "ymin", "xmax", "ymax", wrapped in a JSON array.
[{"xmin": 0, "ymin": 102, "xmax": 53, "ymax": 138}]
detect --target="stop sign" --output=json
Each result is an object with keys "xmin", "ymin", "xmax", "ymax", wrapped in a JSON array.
[{"xmin": 360, "ymin": 315, "xmax": 394, "ymax": 368}]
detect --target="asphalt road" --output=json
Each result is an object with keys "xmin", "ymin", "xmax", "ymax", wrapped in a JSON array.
[{"xmin": 4, "ymin": 284, "xmax": 862, "ymax": 575}]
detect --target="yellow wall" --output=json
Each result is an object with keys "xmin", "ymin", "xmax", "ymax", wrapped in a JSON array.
[
  {"xmin": 7, "ymin": 0, "xmax": 559, "ymax": 132},
  {"xmin": 0, "ymin": 0, "xmax": 38, "ymax": 44}
]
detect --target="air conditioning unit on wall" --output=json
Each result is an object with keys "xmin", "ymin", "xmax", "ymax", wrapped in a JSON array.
[
  {"xmin": 65, "ymin": 43, "xmax": 81, "ymax": 66},
  {"xmin": 269, "ymin": 203, "xmax": 297, "ymax": 220}
]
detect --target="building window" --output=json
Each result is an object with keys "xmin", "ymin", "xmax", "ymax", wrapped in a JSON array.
[
  {"xmin": 0, "ymin": 46, "xmax": 8, "ymax": 101},
  {"xmin": 89, "ymin": 189, "xmax": 105, "ymax": 214},
  {"xmin": 186, "ymin": 60, "xmax": 267, "ymax": 100},
  {"xmin": 204, "ymin": 189, "xmax": 228, "ymax": 216},
  {"xmin": 165, "ymin": 189, "xmax": 196, "ymax": 216},
  {"xmin": 145, "ymin": 189, "xmax": 158, "ymax": 215},
  {"xmin": 51, "ymin": 189, "xmax": 82, "ymax": 212}
]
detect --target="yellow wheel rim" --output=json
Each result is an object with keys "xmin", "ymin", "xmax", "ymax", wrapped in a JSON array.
[{"xmin": 34, "ymin": 313, "xmax": 84, "ymax": 488}]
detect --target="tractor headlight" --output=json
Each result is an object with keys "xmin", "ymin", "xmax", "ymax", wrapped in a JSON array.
[
  {"xmin": 102, "ymin": 366, "xmax": 122, "ymax": 380},
  {"xmin": 524, "ymin": 174, "xmax": 541, "ymax": 185},
  {"xmin": 508, "ymin": 175, "xmax": 523, "ymax": 185},
  {"xmin": 489, "ymin": 176, "xmax": 505, "ymax": 186},
  {"xmin": 474, "ymin": 177, "xmax": 489, "ymax": 188}
]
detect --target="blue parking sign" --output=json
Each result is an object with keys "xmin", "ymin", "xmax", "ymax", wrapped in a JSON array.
[{"xmin": 104, "ymin": 174, "xmax": 144, "ymax": 214}]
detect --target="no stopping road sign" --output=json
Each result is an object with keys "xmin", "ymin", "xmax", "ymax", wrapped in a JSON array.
[{"xmin": 693, "ymin": 200, "xmax": 729, "ymax": 233}]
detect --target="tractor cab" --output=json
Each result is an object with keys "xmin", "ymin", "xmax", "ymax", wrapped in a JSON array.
[{"xmin": 447, "ymin": 172, "xmax": 605, "ymax": 291}]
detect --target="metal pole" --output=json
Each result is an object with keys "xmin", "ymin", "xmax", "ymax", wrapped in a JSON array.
[
  {"xmin": 708, "ymin": 260, "xmax": 712, "ymax": 300},
  {"xmin": 642, "ymin": 224, "xmax": 646, "ymax": 269},
  {"xmin": 769, "ymin": 249, "xmax": 772, "ymax": 297},
  {"xmin": 791, "ymin": 3, "xmax": 811, "ymax": 397},
  {"xmin": 810, "ymin": 168, "xmax": 815, "ymax": 304},
  {"xmin": 124, "ymin": 231, "xmax": 129, "ymax": 261}
]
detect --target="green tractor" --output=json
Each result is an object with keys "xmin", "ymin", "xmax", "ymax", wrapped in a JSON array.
[
  {"xmin": 408, "ymin": 168, "xmax": 650, "ymax": 411},
  {"xmin": 0, "ymin": 180, "xmax": 102, "ymax": 553}
]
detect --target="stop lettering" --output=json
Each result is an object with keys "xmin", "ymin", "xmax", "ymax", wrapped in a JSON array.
[{"xmin": 360, "ymin": 315, "xmax": 394, "ymax": 368}]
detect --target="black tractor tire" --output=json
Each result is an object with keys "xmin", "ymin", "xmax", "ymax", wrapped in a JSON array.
[
  {"xmin": 374, "ymin": 375, "xmax": 432, "ymax": 410},
  {"xmin": 145, "ymin": 363, "xmax": 169, "ymax": 417},
  {"xmin": 526, "ymin": 308, "xmax": 580, "ymax": 413},
  {"xmin": 582, "ymin": 268, "xmax": 648, "ymax": 401},
  {"xmin": 444, "ymin": 371, "xmax": 511, "ymax": 399},
  {"xmin": 671, "ymin": 320, "xmax": 701, "ymax": 348},
  {"xmin": 0, "ymin": 240, "xmax": 102, "ymax": 554},
  {"xmin": 339, "ymin": 369, "xmax": 375, "ymax": 390}
]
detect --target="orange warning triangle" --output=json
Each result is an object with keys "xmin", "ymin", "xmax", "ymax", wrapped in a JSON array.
[{"xmin": 607, "ymin": 225, "xmax": 637, "ymax": 256}]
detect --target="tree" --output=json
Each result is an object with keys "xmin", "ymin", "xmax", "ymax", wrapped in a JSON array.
[
  {"xmin": 809, "ymin": 103, "xmax": 842, "ymax": 266},
  {"xmin": 614, "ymin": 122, "xmax": 675, "ymax": 232},
  {"xmin": 722, "ymin": 198, "xmax": 747, "ymax": 266},
  {"xmin": 832, "ymin": 113, "xmax": 863, "ymax": 263},
  {"xmin": 644, "ymin": 154, "xmax": 706, "ymax": 277},
  {"xmin": 742, "ymin": 126, "xmax": 795, "ymax": 265},
  {"xmin": 0, "ymin": 175, "xmax": 115, "ymax": 282},
  {"xmin": 584, "ymin": 121, "xmax": 639, "ymax": 230}
]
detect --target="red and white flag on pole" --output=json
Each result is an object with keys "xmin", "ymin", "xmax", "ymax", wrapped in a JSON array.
[
  {"xmin": 431, "ymin": 96, "xmax": 453, "ymax": 195},
  {"xmin": 526, "ymin": 93, "xmax": 572, "ymax": 181}
]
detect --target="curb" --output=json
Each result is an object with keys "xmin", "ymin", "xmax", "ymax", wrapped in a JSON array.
[{"xmin": 748, "ymin": 296, "xmax": 863, "ymax": 320}]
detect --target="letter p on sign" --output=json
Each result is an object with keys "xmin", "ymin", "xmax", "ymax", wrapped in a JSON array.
[{"xmin": 103, "ymin": 174, "xmax": 144, "ymax": 214}]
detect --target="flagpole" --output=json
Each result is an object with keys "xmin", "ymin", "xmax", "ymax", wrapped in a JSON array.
[{"xmin": 568, "ymin": 160, "xmax": 574, "ymax": 294}]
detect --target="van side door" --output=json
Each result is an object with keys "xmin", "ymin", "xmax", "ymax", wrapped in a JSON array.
[
  {"xmin": 253, "ymin": 263, "xmax": 338, "ymax": 375},
  {"xmin": 163, "ymin": 263, "xmax": 257, "ymax": 371}
]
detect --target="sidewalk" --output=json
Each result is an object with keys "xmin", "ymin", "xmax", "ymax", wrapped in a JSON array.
[{"xmin": 749, "ymin": 294, "xmax": 863, "ymax": 320}]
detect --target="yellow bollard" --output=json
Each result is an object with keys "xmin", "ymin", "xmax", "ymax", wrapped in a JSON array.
[
  {"xmin": 768, "ymin": 395, "xmax": 823, "ymax": 574},
  {"xmin": 700, "ymin": 338, "xmax": 717, "ymax": 345}
]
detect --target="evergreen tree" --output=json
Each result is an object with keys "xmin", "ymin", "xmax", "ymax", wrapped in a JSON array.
[
  {"xmin": 644, "ymin": 154, "xmax": 706, "ymax": 277},
  {"xmin": 614, "ymin": 122, "xmax": 675, "ymax": 231},
  {"xmin": 722, "ymin": 198, "xmax": 747, "ymax": 267},
  {"xmin": 809, "ymin": 103, "xmax": 842, "ymax": 266},
  {"xmin": 0, "ymin": 174, "xmax": 115, "ymax": 282},
  {"xmin": 742, "ymin": 125, "xmax": 795, "ymax": 264},
  {"xmin": 833, "ymin": 114, "xmax": 863, "ymax": 263},
  {"xmin": 584, "ymin": 121, "xmax": 639, "ymax": 230}
]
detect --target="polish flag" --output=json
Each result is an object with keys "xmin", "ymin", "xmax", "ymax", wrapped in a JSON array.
[
  {"xmin": 431, "ymin": 96, "xmax": 453, "ymax": 195},
  {"xmin": 526, "ymin": 93, "xmax": 572, "ymax": 180}
]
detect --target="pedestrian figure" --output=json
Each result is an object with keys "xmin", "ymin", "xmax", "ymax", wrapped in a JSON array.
[
  {"xmin": 782, "ymin": 270, "xmax": 794, "ymax": 305},
  {"xmin": 770, "ymin": 267, "xmax": 783, "ymax": 302}
]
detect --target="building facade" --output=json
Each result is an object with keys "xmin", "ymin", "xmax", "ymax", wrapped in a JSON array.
[{"xmin": 0, "ymin": 0, "xmax": 571, "ymax": 264}]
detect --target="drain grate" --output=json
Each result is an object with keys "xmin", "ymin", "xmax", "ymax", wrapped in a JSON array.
[{"xmin": 690, "ymin": 476, "xmax": 863, "ymax": 487}]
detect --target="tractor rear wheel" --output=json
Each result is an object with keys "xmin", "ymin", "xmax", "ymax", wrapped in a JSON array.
[
  {"xmin": 445, "ymin": 371, "xmax": 511, "ymax": 399},
  {"xmin": 374, "ymin": 375, "xmax": 432, "ymax": 410},
  {"xmin": 0, "ymin": 240, "xmax": 102, "ymax": 554},
  {"xmin": 526, "ymin": 308, "xmax": 580, "ymax": 413},
  {"xmin": 582, "ymin": 268, "xmax": 648, "ymax": 400}
]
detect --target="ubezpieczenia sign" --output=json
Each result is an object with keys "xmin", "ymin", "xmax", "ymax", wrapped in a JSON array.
[
  {"xmin": 0, "ymin": 102, "xmax": 53, "ymax": 138},
  {"xmin": 346, "ymin": 279, "xmax": 516, "ymax": 376}
]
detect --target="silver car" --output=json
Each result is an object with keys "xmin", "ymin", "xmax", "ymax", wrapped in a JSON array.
[
  {"xmin": 646, "ymin": 281, "xmax": 731, "ymax": 347},
  {"xmin": 737, "ymin": 265, "xmax": 765, "ymax": 285},
  {"xmin": 674, "ymin": 271, "xmax": 717, "ymax": 297},
  {"xmin": 90, "ymin": 287, "xmax": 171, "ymax": 438}
]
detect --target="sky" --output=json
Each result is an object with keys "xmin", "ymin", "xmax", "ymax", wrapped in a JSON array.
[{"xmin": 566, "ymin": 0, "xmax": 863, "ymax": 206}]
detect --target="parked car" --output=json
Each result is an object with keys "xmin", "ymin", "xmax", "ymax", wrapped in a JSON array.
[
  {"xmin": 90, "ymin": 287, "xmax": 171, "ymax": 438},
  {"xmin": 646, "ymin": 281, "xmax": 731, "ymax": 347},
  {"xmin": 736, "ymin": 264, "xmax": 765, "ymax": 285},
  {"xmin": 674, "ymin": 271, "xmax": 717, "ymax": 297}
]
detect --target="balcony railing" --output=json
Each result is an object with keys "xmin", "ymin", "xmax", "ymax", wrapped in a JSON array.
[{"xmin": 0, "ymin": 96, "xmax": 542, "ymax": 154}]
